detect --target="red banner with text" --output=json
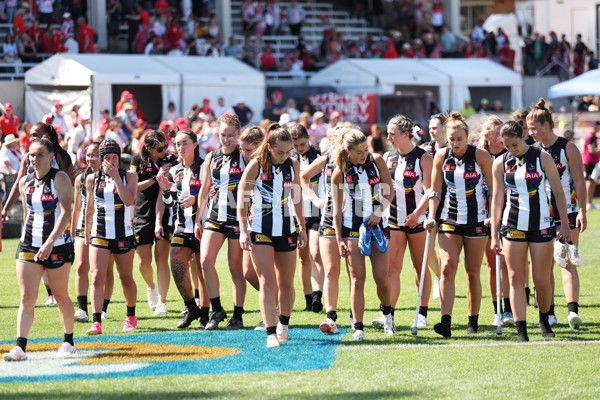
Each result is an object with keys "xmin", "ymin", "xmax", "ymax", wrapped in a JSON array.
[{"xmin": 307, "ymin": 93, "xmax": 377, "ymax": 124}]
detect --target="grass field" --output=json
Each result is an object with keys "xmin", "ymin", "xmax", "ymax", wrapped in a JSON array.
[{"xmin": 1, "ymin": 212, "xmax": 600, "ymax": 399}]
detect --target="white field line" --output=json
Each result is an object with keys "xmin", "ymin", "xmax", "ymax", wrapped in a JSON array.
[{"xmin": 337, "ymin": 340, "xmax": 600, "ymax": 351}]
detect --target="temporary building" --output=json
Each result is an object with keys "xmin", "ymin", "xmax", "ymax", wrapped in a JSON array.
[
  {"xmin": 25, "ymin": 54, "xmax": 181, "ymax": 134},
  {"xmin": 419, "ymin": 59, "xmax": 522, "ymax": 111},
  {"xmin": 309, "ymin": 58, "xmax": 523, "ymax": 114},
  {"xmin": 308, "ymin": 58, "xmax": 451, "ymax": 111},
  {"xmin": 548, "ymin": 69, "xmax": 600, "ymax": 99},
  {"xmin": 154, "ymin": 56, "xmax": 266, "ymax": 123},
  {"xmin": 25, "ymin": 54, "xmax": 266, "ymax": 136}
]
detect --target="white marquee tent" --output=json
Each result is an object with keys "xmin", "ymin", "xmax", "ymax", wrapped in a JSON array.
[
  {"xmin": 548, "ymin": 69, "xmax": 600, "ymax": 99},
  {"xmin": 309, "ymin": 58, "xmax": 523, "ymax": 112},
  {"xmin": 308, "ymin": 59, "xmax": 451, "ymax": 110},
  {"xmin": 25, "ymin": 54, "xmax": 266, "ymax": 136}
]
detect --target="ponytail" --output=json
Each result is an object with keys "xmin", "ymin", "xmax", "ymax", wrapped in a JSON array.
[
  {"xmin": 139, "ymin": 130, "xmax": 166, "ymax": 172},
  {"xmin": 331, "ymin": 128, "xmax": 366, "ymax": 172},
  {"xmin": 255, "ymin": 123, "xmax": 292, "ymax": 173},
  {"xmin": 527, "ymin": 98, "xmax": 554, "ymax": 129},
  {"xmin": 32, "ymin": 122, "xmax": 73, "ymax": 173}
]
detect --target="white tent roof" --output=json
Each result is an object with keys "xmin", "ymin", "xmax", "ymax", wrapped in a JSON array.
[
  {"xmin": 25, "ymin": 54, "xmax": 181, "ymax": 86},
  {"xmin": 421, "ymin": 59, "xmax": 523, "ymax": 110},
  {"xmin": 309, "ymin": 59, "xmax": 450, "ymax": 92},
  {"xmin": 155, "ymin": 56, "xmax": 264, "ymax": 86},
  {"xmin": 548, "ymin": 69, "xmax": 600, "ymax": 98}
]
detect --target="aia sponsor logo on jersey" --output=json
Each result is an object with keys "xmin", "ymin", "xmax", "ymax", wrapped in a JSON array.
[
  {"xmin": 463, "ymin": 172, "xmax": 478, "ymax": 179},
  {"xmin": 229, "ymin": 168, "xmax": 241, "ymax": 174},
  {"xmin": 368, "ymin": 176, "xmax": 380, "ymax": 185},
  {"xmin": 403, "ymin": 170, "xmax": 416, "ymax": 178},
  {"xmin": 41, "ymin": 194, "xmax": 55, "ymax": 201},
  {"xmin": 283, "ymin": 181, "xmax": 293, "ymax": 188},
  {"xmin": 525, "ymin": 172, "xmax": 540, "ymax": 180},
  {"xmin": 189, "ymin": 179, "xmax": 201, "ymax": 186}
]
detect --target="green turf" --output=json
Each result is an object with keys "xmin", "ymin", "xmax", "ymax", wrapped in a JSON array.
[{"xmin": 1, "ymin": 211, "xmax": 599, "ymax": 399}]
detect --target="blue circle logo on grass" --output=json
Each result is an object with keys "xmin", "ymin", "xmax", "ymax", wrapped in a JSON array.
[{"xmin": 0, "ymin": 329, "xmax": 343, "ymax": 382}]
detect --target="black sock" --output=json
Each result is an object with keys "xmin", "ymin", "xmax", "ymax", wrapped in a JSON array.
[
  {"xmin": 391, "ymin": 308, "xmax": 395, "ymax": 316},
  {"xmin": 184, "ymin": 298, "xmax": 200, "ymax": 313},
  {"xmin": 102, "ymin": 299, "xmax": 110, "ymax": 313},
  {"xmin": 64, "ymin": 333, "xmax": 74, "ymax": 346},
  {"xmin": 312, "ymin": 291, "xmax": 322, "ymax": 302},
  {"xmin": 419, "ymin": 306, "xmax": 428, "ymax": 317},
  {"xmin": 539, "ymin": 311, "xmax": 555, "ymax": 337},
  {"xmin": 503, "ymin": 298, "xmax": 512, "ymax": 313},
  {"xmin": 516, "ymin": 320, "xmax": 529, "ymax": 342},
  {"xmin": 467, "ymin": 315, "xmax": 479, "ymax": 333},
  {"xmin": 126, "ymin": 306, "xmax": 136, "ymax": 317},
  {"xmin": 266, "ymin": 326, "xmax": 276, "ymax": 335},
  {"xmin": 492, "ymin": 300, "xmax": 502, "ymax": 314},
  {"xmin": 210, "ymin": 296, "xmax": 223, "ymax": 313},
  {"xmin": 304, "ymin": 294, "xmax": 312, "ymax": 307},
  {"xmin": 16, "ymin": 337, "xmax": 27, "ymax": 351},
  {"xmin": 326, "ymin": 311, "xmax": 338, "ymax": 321},
  {"xmin": 194, "ymin": 289, "xmax": 200, "ymax": 299},
  {"xmin": 354, "ymin": 322, "xmax": 364, "ymax": 331},
  {"xmin": 434, "ymin": 315, "xmax": 452, "ymax": 337},
  {"xmin": 567, "ymin": 302, "xmax": 579, "ymax": 314},
  {"xmin": 200, "ymin": 307, "xmax": 210, "ymax": 321},
  {"xmin": 548, "ymin": 303, "xmax": 555, "ymax": 315},
  {"xmin": 46, "ymin": 287, "xmax": 53, "ymax": 296},
  {"xmin": 233, "ymin": 306, "xmax": 244, "ymax": 320},
  {"xmin": 279, "ymin": 314, "xmax": 290, "ymax": 325},
  {"xmin": 525, "ymin": 286, "xmax": 531, "ymax": 301},
  {"xmin": 77, "ymin": 296, "xmax": 88, "ymax": 313},
  {"xmin": 442, "ymin": 314, "xmax": 451, "ymax": 329},
  {"xmin": 380, "ymin": 304, "xmax": 393, "ymax": 316},
  {"xmin": 93, "ymin": 312, "xmax": 102, "ymax": 323}
]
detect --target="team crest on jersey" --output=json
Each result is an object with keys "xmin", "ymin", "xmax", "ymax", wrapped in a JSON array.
[
  {"xmin": 367, "ymin": 168, "xmax": 376, "ymax": 178},
  {"xmin": 406, "ymin": 162, "xmax": 413, "ymax": 170},
  {"xmin": 284, "ymin": 172, "xmax": 292, "ymax": 181},
  {"xmin": 254, "ymin": 234, "xmax": 272, "ymax": 243},
  {"xmin": 466, "ymin": 163, "xmax": 474, "ymax": 172},
  {"xmin": 231, "ymin": 160, "xmax": 238, "ymax": 168},
  {"xmin": 40, "ymin": 194, "xmax": 55, "ymax": 201}
]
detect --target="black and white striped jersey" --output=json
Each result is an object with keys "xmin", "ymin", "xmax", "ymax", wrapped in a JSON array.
[
  {"xmin": 21, "ymin": 168, "xmax": 71, "ymax": 247},
  {"xmin": 342, "ymin": 153, "xmax": 387, "ymax": 231},
  {"xmin": 91, "ymin": 169, "xmax": 134, "ymax": 239},
  {"xmin": 386, "ymin": 147, "xmax": 426, "ymax": 227},
  {"xmin": 320, "ymin": 156, "xmax": 335, "ymax": 229},
  {"xmin": 168, "ymin": 161, "xmax": 205, "ymax": 234},
  {"xmin": 502, "ymin": 146, "xmax": 552, "ymax": 231},
  {"xmin": 76, "ymin": 173, "xmax": 87, "ymax": 231},
  {"xmin": 294, "ymin": 146, "xmax": 322, "ymax": 219},
  {"xmin": 250, "ymin": 158, "xmax": 296, "ymax": 236},
  {"xmin": 207, "ymin": 147, "xmax": 245, "ymax": 226},
  {"xmin": 538, "ymin": 137, "xmax": 577, "ymax": 218},
  {"xmin": 440, "ymin": 145, "xmax": 487, "ymax": 226}
]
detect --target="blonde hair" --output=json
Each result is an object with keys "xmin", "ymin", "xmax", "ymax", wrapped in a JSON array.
[
  {"xmin": 255, "ymin": 123, "xmax": 292, "ymax": 173},
  {"xmin": 240, "ymin": 125, "xmax": 264, "ymax": 146},
  {"xmin": 527, "ymin": 98, "xmax": 554, "ymax": 129},
  {"xmin": 331, "ymin": 128, "xmax": 367, "ymax": 172},
  {"xmin": 217, "ymin": 113, "xmax": 242, "ymax": 132},
  {"xmin": 444, "ymin": 111, "xmax": 469, "ymax": 138},
  {"xmin": 478, "ymin": 115, "xmax": 503, "ymax": 151}
]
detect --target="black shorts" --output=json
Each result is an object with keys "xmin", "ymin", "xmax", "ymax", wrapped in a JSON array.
[
  {"xmin": 305, "ymin": 217, "xmax": 321, "ymax": 232},
  {"xmin": 171, "ymin": 232, "xmax": 200, "ymax": 253},
  {"xmin": 90, "ymin": 236, "xmax": 137, "ymax": 254},
  {"xmin": 389, "ymin": 223, "xmax": 425, "ymax": 234},
  {"xmin": 554, "ymin": 212, "xmax": 577, "ymax": 231},
  {"xmin": 319, "ymin": 226, "xmax": 337, "ymax": 238},
  {"xmin": 250, "ymin": 232, "xmax": 298, "ymax": 252},
  {"xmin": 438, "ymin": 221, "xmax": 489, "ymax": 238},
  {"xmin": 134, "ymin": 222, "xmax": 157, "ymax": 246},
  {"xmin": 16, "ymin": 242, "xmax": 74, "ymax": 269},
  {"xmin": 500, "ymin": 225, "xmax": 555, "ymax": 243},
  {"xmin": 584, "ymin": 163, "xmax": 596, "ymax": 180},
  {"xmin": 204, "ymin": 219, "xmax": 241, "ymax": 240},
  {"xmin": 342, "ymin": 225, "xmax": 390, "ymax": 240}
]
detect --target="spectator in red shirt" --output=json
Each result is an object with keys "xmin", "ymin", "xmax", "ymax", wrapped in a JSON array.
[
  {"xmin": 132, "ymin": 99, "xmax": 146, "ymax": 122},
  {"xmin": 198, "ymin": 98, "xmax": 215, "ymax": 118},
  {"xmin": 166, "ymin": 19, "xmax": 183, "ymax": 48},
  {"xmin": 12, "ymin": 9, "xmax": 26, "ymax": 36},
  {"xmin": 154, "ymin": 0, "xmax": 170, "ymax": 20},
  {"xmin": 77, "ymin": 16, "xmax": 95, "ymax": 53},
  {"xmin": 0, "ymin": 103, "xmax": 20, "ymax": 137},
  {"xmin": 260, "ymin": 44, "xmax": 278, "ymax": 71},
  {"xmin": 52, "ymin": 28, "xmax": 66, "ymax": 53},
  {"xmin": 98, "ymin": 109, "xmax": 110, "ymax": 137},
  {"xmin": 28, "ymin": 20, "xmax": 44, "ymax": 51},
  {"xmin": 115, "ymin": 90, "xmax": 133, "ymax": 114},
  {"xmin": 383, "ymin": 40, "xmax": 399, "ymax": 58}
]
